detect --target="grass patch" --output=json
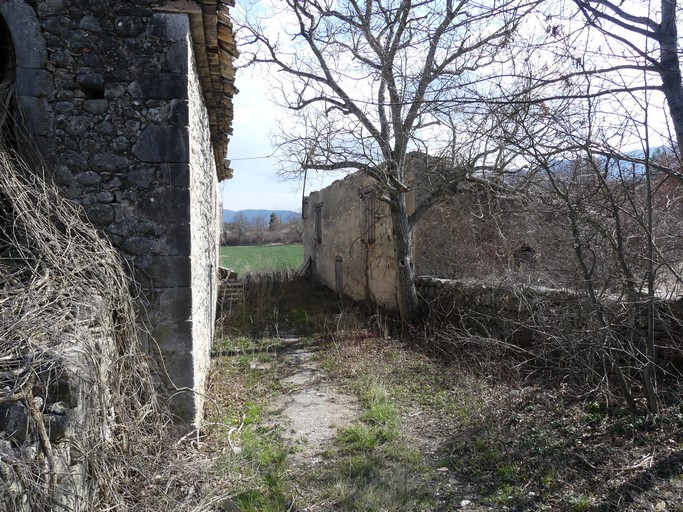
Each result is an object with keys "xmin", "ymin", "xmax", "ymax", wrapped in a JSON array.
[
  {"xmin": 220, "ymin": 244, "xmax": 303, "ymax": 275},
  {"xmin": 207, "ymin": 337, "xmax": 293, "ymax": 512},
  {"xmin": 210, "ymin": 281, "xmax": 683, "ymax": 512},
  {"xmin": 302, "ymin": 373, "xmax": 433, "ymax": 510}
]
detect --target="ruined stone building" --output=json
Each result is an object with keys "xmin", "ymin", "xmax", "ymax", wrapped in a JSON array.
[
  {"xmin": 302, "ymin": 153, "xmax": 544, "ymax": 310},
  {"xmin": 303, "ymin": 151, "xmax": 683, "ymax": 311},
  {"xmin": 0, "ymin": 0, "xmax": 237, "ymax": 425}
]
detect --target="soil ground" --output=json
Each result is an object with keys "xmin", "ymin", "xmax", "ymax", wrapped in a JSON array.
[{"xmin": 204, "ymin": 283, "xmax": 683, "ymax": 512}]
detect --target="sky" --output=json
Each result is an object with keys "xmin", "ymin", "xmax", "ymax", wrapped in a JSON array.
[
  {"xmin": 220, "ymin": 67, "xmax": 342, "ymax": 213},
  {"xmin": 220, "ymin": 1, "xmax": 672, "ymax": 213},
  {"xmin": 220, "ymin": 67, "xmax": 296, "ymax": 212}
]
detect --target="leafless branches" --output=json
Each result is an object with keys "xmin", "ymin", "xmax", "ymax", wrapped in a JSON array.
[{"xmin": 239, "ymin": 0, "xmax": 539, "ymax": 320}]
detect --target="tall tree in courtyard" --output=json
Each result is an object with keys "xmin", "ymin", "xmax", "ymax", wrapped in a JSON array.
[{"xmin": 240, "ymin": 0, "xmax": 535, "ymax": 321}]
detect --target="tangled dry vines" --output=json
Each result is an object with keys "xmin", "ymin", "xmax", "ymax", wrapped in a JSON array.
[{"xmin": 0, "ymin": 146, "xmax": 167, "ymax": 509}]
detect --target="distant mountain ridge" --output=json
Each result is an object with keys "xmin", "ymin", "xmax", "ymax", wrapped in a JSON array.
[{"xmin": 223, "ymin": 209, "xmax": 300, "ymax": 223}]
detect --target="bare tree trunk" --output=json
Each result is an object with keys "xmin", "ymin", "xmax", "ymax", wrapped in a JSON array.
[
  {"xmin": 390, "ymin": 194, "xmax": 420, "ymax": 323},
  {"xmin": 658, "ymin": 0, "xmax": 683, "ymax": 159},
  {"xmin": 643, "ymin": 110, "xmax": 659, "ymax": 417}
]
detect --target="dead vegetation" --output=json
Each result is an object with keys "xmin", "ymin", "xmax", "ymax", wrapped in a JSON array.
[
  {"xmin": 209, "ymin": 278, "xmax": 683, "ymax": 511},
  {"xmin": 0, "ymin": 148, "xmax": 236, "ymax": 511}
]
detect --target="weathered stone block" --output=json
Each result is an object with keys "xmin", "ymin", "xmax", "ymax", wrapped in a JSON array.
[
  {"xmin": 79, "ymin": 138, "xmax": 102, "ymax": 154},
  {"xmin": 0, "ymin": 0, "xmax": 48, "ymax": 68},
  {"xmin": 169, "ymin": 100, "xmax": 189, "ymax": 126},
  {"xmin": 133, "ymin": 125, "xmax": 188, "ymax": 163},
  {"xmin": 158, "ymin": 287, "xmax": 192, "ymax": 322},
  {"xmin": 143, "ymin": 256, "xmax": 191, "ymax": 288},
  {"xmin": 0, "ymin": 402, "xmax": 28, "ymax": 444},
  {"xmin": 64, "ymin": 115, "xmax": 90, "ymax": 136},
  {"xmin": 167, "ymin": 41, "xmax": 188, "ymax": 74},
  {"xmin": 104, "ymin": 83, "xmax": 126, "ymax": 99},
  {"xmin": 127, "ymin": 167, "xmax": 155, "ymax": 188},
  {"xmin": 64, "ymin": 184, "xmax": 84, "ymax": 199},
  {"xmin": 159, "ymin": 223, "xmax": 191, "ymax": 256},
  {"xmin": 79, "ymin": 52, "xmax": 103, "ymax": 67},
  {"xmin": 65, "ymin": 30, "xmax": 93, "ymax": 44},
  {"xmin": 115, "ymin": 16, "xmax": 147, "ymax": 37},
  {"xmin": 76, "ymin": 73, "xmax": 104, "ymax": 89},
  {"xmin": 66, "ymin": 39, "xmax": 96, "ymax": 53},
  {"xmin": 123, "ymin": 236, "xmax": 159, "ymax": 255},
  {"xmin": 160, "ymin": 163, "xmax": 190, "ymax": 188},
  {"xmin": 91, "ymin": 153, "xmax": 131, "ymax": 172},
  {"xmin": 128, "ymin": 74, "xmax": 188, "ymax": 100},
  {"xmin": 16, "ymin": 69, "xmax": 53, "ymax": 97},
  {"xmin": 110, "ymin": 136, "xmax": 131, "ymax": 152},
  {"xmin": 83, "ymin": 99, "xmax": 108, "ymax": 115},
  {"xmin": 148, "ymin": 13, "xmax": 191, "ymax": 42},
  {"xmin": 104, "ymin": 177, "xmax": 122, "ymax": 191},
  {"xmin": 76, "ymin": 171, "xmax": 101, "ymax": 186},
  {"xmin": 96, "ymin": 191, "xmax": 114, "ymax": 203},
  {"xmin": 123, "ymin": 120, "xmax": 141, "ymax": 136},
  {"xmin": 17, "ymin": 96, "xmax": 51, "ymax": 137},
  {"xmin": 79, "ymin": 15, "xmax": 102, "ymax": 33},
  {"xmin": 84, "ymin": 204, "xmax": 115, "ymax": 225},
  {"xmin": 115, "ymin": 189, "xmax": 140, "ymax": 205},
  {"xmin": 152, "ymin": 321, "xmax": 193, "ymax": 353},
  {"xmin": 54, "ymin": 101, "xmax": 73, "ymax": 113},
  {"xmin": 50, "ymin": 51, "xmax": 75, "ymax": 68},
  {"xmin": 41, "ymin": 15, "xmax": 71, "ymax": 34},
  {"xmin": 36, "ymin": 0, "xmax": 65, "ymax": 17},
  {"xmin": 62, "ymin": 150, "xmax": 88, "ymax": 170},
  {"xmin": 141, "ymin": 187, "xmax": 190, "ymax": 223},
  {"xmin": 94, "ymin": 121, "xmax": 116, "ymax": 136}
]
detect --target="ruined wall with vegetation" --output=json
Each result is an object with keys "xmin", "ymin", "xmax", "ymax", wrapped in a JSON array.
[{"xmin": 0, "ymin": 151, "xmax": 162, "ymax": 511}]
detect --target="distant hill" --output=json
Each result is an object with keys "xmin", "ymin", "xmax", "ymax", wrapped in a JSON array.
[{"xmin": 223, "ymin": 209, "xmax": 300, "ymax": 224}]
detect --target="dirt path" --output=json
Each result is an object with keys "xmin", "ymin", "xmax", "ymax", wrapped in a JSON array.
[
  {"xmin": 269, "ymin": 337, "xmax": 359, "ymax": 468},
  {"xmin": 259, "ymin": 336, "xmax": 488, "ymax": 511}
]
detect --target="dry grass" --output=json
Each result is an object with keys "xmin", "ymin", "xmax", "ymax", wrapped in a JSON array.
[{"xmin": 208, "ymin": 277, "xmax": 683, "ymax": 511}]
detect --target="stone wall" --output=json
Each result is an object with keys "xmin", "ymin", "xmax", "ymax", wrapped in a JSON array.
[
  {"xmin": 303, "ymin": 172, "xmax": 398, "ymax": 308},
  {"xmin": 188, "ymin": 35, "xmax": 219, "ymax": 425},
  {"xmin": 0, "ymin": 0, "xmax": 235, "ymax": 425},
  {"xmin": 302, "ymin": 154, "xmax": 456, "ymax": 309},
  {"xmin": 417, "ymin": 276, "xmax": 683, "ymax": 372}
]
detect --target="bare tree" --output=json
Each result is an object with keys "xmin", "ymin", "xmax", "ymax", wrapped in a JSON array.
[
  {"xmin": 492, "ymin": 70, "xmax": 683, "ymax": 414},
  {"xmin": 462, "ymin": 0, "xmax": 683, "ymax": 415},
  {"xmin": 239, "ymin": 0, "xmax": 536, "ymax": 321},
  {"xmin": 252, "ymin": 213, "xmax": 268, "ymax": 245},
  {"xmin": 567, "ymin": 0, "xmax": 683, "ymax": 163},
  {"xmin": 232, "ymin": 211, "xmax": 249, "ymax": 245}
]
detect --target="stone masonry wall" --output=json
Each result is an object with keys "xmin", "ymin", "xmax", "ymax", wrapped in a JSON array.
[
  {"xmin": 188, "ymin": 35, "xmax": 219, "ymax": 427},
  {"xmin": 303, "ymin": 172, "xmax": 398, "ymax": 308},
  {"xmin": 0, "ymin": 0, "xmax": 225, "ymax": 425}
]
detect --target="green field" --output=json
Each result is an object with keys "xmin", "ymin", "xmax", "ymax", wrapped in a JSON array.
[{"xmin": 220, "ymin": 245, "xmax": 304, "ymax": 275}]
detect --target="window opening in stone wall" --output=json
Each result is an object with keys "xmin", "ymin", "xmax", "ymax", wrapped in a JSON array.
[
  {"xmin": 0, "ymin": 15, "xmax": 17, "ymax": 152},
  {"xmin": 314, "ymin": 204, "xmax": 322, "ymax": 244},
  {"xmin": 361, "ymin": 191, "xmax": 376, "ymax": 244}
]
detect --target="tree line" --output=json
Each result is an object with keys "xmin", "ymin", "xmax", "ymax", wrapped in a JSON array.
[{"xmin": 222, "ymin": 212, "xmax": 303, "ymax": 246}]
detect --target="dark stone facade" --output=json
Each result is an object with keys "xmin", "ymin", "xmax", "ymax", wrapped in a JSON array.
[{"xmin": 0, "ymin": 0, "xmax": 235, "ymax": 425}]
